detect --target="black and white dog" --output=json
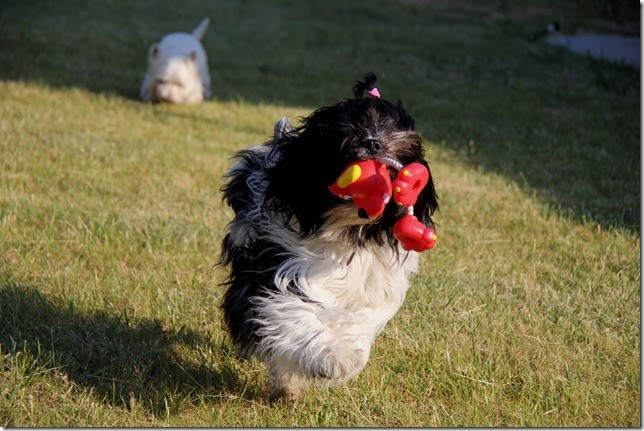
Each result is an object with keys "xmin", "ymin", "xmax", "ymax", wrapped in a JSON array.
[{"xmin": 219, "ymin": 73, "xmax": 438, "ymax": 399}]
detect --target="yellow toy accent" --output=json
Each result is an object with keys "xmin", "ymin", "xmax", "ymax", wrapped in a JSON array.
[
  {"xmin": 337, "ymin": 164, "xmax": 362, "ymax": 188},
  {"xmin": 402, "ymin": 169, "xmax": 410, "ymax": 176}
]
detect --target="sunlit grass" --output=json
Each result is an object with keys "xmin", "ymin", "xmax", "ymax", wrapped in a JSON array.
[{"xmin": 0, "ymin": 0, "xmax": 639, "ymax": 427}]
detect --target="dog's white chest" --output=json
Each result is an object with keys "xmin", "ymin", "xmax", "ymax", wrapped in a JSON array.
[{"xmin": 294, "ymin": 243, "xmax": 419, "ymax": 314}]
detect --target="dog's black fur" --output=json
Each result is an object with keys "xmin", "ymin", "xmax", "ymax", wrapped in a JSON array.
[{"xmin": 219, "ymin": 72, "xmax": 439, "ymax": 357}]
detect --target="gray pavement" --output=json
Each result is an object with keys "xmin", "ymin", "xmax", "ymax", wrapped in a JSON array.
[{"xmin": 543, "ymin": 33, "xmax": 640, "ymax": 68}]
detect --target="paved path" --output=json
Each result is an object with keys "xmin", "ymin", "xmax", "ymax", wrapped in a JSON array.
[{"xmin": 544, "ymin": 34, "xmax": 640, "ymax": 68}]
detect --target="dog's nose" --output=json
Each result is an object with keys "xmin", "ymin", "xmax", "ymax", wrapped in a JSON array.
[
  {"xmin": 361, "ymin": 139, "xmax": 382, "ymax": 156},
  {"xmin": 364, "ymin": 139, "xmax": 381, "ymax": 153}
]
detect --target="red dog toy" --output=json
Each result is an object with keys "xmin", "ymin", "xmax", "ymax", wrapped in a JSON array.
[
  {"xmin": 329, "ymin": 159, "xmax": 392, "ymax": 218},
  {"xmin": 393, "ymin": 214, "xmax": 437, "ymax": 252},
  {"xmin": 329, "ymin": 158, "xmax": 437, "ymax": 252},
  {"xmin": 392, "ymin": 162, "xmax": 429, "ymax": 207}
]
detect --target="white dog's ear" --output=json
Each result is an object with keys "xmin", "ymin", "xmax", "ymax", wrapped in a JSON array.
[{"xmin": 150, "ymin": 42, "xmax": 159, "ymax": 57}]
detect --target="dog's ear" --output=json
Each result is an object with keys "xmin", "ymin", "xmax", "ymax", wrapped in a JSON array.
[
  {"xmin": 264, "ymin": 132, "xmax": 343, "ymax": 236},
  {"xmin": 413, "ymin": 160, "xmax": 439, "ymax": 228}
]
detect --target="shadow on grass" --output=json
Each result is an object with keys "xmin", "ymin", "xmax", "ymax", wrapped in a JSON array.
[{"xmin": 0, "ymin": 278, "xmax": 264, "ymax": 415}]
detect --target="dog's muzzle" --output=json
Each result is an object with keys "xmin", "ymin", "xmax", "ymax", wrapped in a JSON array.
[{"xmin": 355, "ymin": 138, "xmax": 382, "ymax": 160}]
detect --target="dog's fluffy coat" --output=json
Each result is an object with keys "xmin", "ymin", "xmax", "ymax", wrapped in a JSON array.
[
  {"xmin": 220, "ymin": 73, "xmax": 438, "ymax": 399},
  {"xmin": 140, "ymin": 18, "xmax": 211, "ymax": 104}
]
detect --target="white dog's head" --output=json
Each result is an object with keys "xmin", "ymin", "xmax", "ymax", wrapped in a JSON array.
[
  {"xmin": 140, "ymin": 18, "xmax": 211, "ymax": 105},
  {"xmin": 146, "ymin": 45, "xmax": 203, "ymax": 104}
]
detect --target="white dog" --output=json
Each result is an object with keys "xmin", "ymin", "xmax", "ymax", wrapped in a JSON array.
[{"xmin": 140, "ymin": 18, "xmax": 212, "ymax": 104}]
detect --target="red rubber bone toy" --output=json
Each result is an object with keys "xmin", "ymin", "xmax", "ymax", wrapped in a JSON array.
[
  {"xmin": 328, "ymin": 159, "xmax": 392, "ymax": 218},
  {"xmin": 390, "ymin": 162, "xmax": 437, "ymax": 252},
  {"xmin": 329, "ymin": 158, "xmax": 437, "ymax": 252}
]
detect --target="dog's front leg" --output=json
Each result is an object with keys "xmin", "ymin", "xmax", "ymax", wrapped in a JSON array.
[
  {"xmin": 267, "ymin": 362, "xmax": 310, "ymax": 401},
  {"xmin": 254, "ymin": 296, "xmax": 377, "ymax": 397}
]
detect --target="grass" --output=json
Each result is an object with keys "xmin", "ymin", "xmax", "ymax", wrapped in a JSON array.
[{"xmin": 0, "ymin": 0, "xmax": 640, "ymax": 427}]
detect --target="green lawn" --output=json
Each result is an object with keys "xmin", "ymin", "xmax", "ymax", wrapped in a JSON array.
[{"xmin": 0, "ymin": 0, "xmax": 640, "ymax": 427}]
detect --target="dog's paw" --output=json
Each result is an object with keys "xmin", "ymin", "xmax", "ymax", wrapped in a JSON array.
[
  {"xmin": 268, "ymin": 370, "xmax": 310, "ymax": 401},
  {"xmin": 270, "ymin": 384, "xmax": 306, "ymax": 401},
  {"xmin": 310, "ymin": 347, "xmax": 368, "ymax": 382}
]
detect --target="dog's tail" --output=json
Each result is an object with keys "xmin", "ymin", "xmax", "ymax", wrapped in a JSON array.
[
  {"xmin": 273, "ymin": 117, "xmax": 294, "ymax": 140},
  {"xmin": 191, "ymin": 18, "xmax": 210, "ymax": 40}
]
